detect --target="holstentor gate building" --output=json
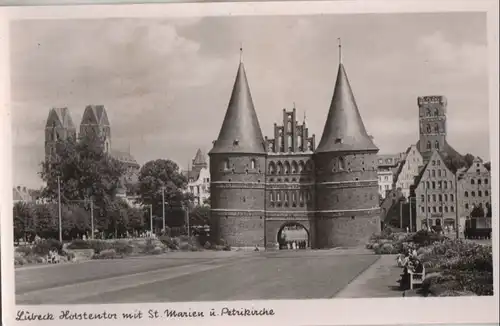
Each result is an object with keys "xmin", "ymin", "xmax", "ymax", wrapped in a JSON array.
[{"xmin": 209, "ymin": 46, "xmax": 381, "ymax": 249}]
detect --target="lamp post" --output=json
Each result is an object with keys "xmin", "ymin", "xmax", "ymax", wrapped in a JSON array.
[
  {"xmin": 161, "ymin": 186, "xmax": 166, "ymax": 232},
  {"xmin": 149, "ymin": 204, "xmax": 153, "ymax": 234},
  {"xmin": 57, "ymin": 176, "xmax": 62, "ymax": 242}
]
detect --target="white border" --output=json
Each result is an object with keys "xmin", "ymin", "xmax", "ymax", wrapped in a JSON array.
[{"xmin": 1, "ymin": 1, "xmax": 499, "ymax": 325}]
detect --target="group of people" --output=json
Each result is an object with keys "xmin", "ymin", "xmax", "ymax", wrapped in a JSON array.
[
  {"xmin": 397, "ymin": 248, "xmax": 424, "ymax": 290},
  {"xmin": 280, "ymin": 240, "xmax": 307, "ymax": 250}
]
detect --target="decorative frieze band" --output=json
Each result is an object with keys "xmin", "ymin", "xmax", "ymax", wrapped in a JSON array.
[
  {"xmin": 211, "ymin": 182, "xmax": 266, "ymax": 189},
  {"xmin": 210, "ymin": 207, "xmax": 380, "ymax": 218},
  {"xmin": 315, "ymin": 180, "xmax": 378, "ymax": 189}
]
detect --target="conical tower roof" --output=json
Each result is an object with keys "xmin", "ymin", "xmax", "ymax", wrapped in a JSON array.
[
  {"xmin": 193, "ymin": 148, "xmax": 207, "ymax": 165},
  {"xmin": 209, "ymin": 62, "xmax": 266, "ymax": 155},
  {"xmin": 316, "ymin": 63, "xmax": 378, "ymax": 153}
]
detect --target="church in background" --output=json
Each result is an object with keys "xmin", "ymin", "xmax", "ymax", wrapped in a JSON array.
[
  {"xmin": 44, "ymin": 105, "xmax": 140, "ymax": 199},
  {"xmin": 183, "ymin": 149, "xmax": 211, "ymax": 207}
]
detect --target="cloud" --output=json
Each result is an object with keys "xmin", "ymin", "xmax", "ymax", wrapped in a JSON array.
[{"xmin": 416, "ymin": 31, "xmax": 487, "ymax": 77}]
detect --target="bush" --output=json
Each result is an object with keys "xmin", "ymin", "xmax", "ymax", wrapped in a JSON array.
[
  {"xmin": 159, "ymin": 236, "xmax": 180, "ymax": 250},
  {"xmin": 93, "ymin": 249, "xmax": 122, "ymax": 260},
  {"xmin": 67, "ymin": 239, "xmax": 93, "ymax": 250},
  {"xmin": 411, "ymin": 230, "xmax": 446, "ymax": 247},
  {"xmin": 151, "ymin": 247, "xmax": 163, "ymax": 255},
  {"xmin": 204, "ymin": 241, "xmax": 212, "ymax": 250},
  {"xmin": 223, "ymin": 244, "xmax": 231, "ymax": 251},
  {"xmin": 110, "ymin": 241, "xmax": 134, "ymax": 255},
  {"xmin": 32, "ymin": 239, "xmax": 63, "ymax": 256},
  {"xmin": 15, "ymin": 245, "xmax": 33, "ymax": 256}
]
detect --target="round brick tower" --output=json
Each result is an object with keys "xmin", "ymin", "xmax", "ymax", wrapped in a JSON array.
[
  {"xmin": 314, "ymin": 43, "xmax": 381, "ymax": 248},
  {"xmin": 209, "ymin": 60, "xmax": 267, "ymax": 248}
]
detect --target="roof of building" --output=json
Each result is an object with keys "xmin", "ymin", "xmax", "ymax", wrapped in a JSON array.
[
  {"xmin": 316, "ymin": 63, "xmax": 378, "ymax": 153},
  {"xmin": 45, "ymin": 107, "xmax": 76, "ymax": 130},
  {"xmin": 111, "ymin": 150, "xmax": 139, "ymax": 166},
  {"xmin": 412, "ymin": 150, "xmax": 456, "ymax": 188},
  {"xmin": 193, "ymin": 149, "xmax": 207, "ymax": 165},
  {"xmin": 81, "ymin": 105, "xmax": 110, "ymax": 126},
  {"xmin": 209, "ymin": 62, "xmax": 266, "ymax": 155}
]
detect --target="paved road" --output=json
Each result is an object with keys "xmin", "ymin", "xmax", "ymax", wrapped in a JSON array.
[{"xmin": 16, "ymin": 250, "xmax": 379, "ymax": 304}]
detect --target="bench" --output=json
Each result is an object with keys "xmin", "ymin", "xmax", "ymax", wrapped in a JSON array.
[{"xmin": 408, "ymin": 266, "xmax": 426, "ymax": 290}]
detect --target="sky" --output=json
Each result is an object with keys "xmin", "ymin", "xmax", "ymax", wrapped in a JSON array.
[{"xmin": 10, "ymin": 12, "xmax": 490, "ymax": 189}]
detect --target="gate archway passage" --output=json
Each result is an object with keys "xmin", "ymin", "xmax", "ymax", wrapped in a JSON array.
[{"xmin": 277, "ymin": 223, "xmax": 310, "ymax": 250}]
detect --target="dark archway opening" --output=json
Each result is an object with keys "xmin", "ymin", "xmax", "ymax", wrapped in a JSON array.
[{"xmin": 277, "ymin": 223, "xmax": 309, "ymax": 250}]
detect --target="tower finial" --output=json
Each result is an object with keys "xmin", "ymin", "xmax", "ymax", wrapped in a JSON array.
[
  {"xmin": 293, "ymin": 101, "xmax": 296, "ymax": 109},
  {"xmin": 239, "ymin": 43, "xmax": 243, "ymax": 62},
  {"xmin": 338, "ymin": 37, "xmax": 342, "ymax": 64}
]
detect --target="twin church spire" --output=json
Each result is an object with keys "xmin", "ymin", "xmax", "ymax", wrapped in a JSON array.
[{"xmin": 211, "ymin": 39, "xmax": 377, "ymax": 155}]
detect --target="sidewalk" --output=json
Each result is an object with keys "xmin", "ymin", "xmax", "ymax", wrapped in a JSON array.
[{"xmin": 335, "ymin": 254, "xmax": 404, "ymax": 298}]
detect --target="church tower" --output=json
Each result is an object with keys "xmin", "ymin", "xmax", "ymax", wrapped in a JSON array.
[
  {"xmin": 418, "ymin": 95, "xmax": 447, "ymax": 163},
  {"xmin": 45, "ymin": 107, "xmax": 77, "ymax": 163},
  {"xmin": 313, "ymin": 40, "xmax": 380, "ymax": 248},
  {"xmin": 209, "ymin": 55, "xmax": 267, "ymax": 247},
  {"xmin": 79, "ymin": 105, "xmax": 112, "ymax": 153},
  {"xmin": 192, "ymin": 148, "xmax": 208, "ymax": 174}
]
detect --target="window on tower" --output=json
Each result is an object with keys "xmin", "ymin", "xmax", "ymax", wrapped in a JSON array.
[
  {"xmin": 426, "ymin": 141, "xmax": 431, "ymax": 150},
  {"xmin": 434, "ymin": 108, "xmax": 439, "ymax": 116},
  {"xmin": 426, "ymin": 124, "xmax": 431, "ymax": 133},
  {"xmin": 435, "ymin": 141, "xmax": 440, "ymax": 150},
  {"xmin": 338, "ymin": 157, "xmax": 346, "ymax": 170},
  {"xmin": 434, "ymin": 124, "xmax": 439, "ymax": 133},
  {"xmin": 224, "ymin": 160, "xmax": 230, "ymax": 170},
  {"xmin": 250, "ymin": 159, "xmax": 256, "ymax": 170}
]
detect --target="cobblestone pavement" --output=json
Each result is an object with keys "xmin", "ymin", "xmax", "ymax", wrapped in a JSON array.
[{"xmin": 16, "ymin": 249, "xmax": 379, "ymax": 304}]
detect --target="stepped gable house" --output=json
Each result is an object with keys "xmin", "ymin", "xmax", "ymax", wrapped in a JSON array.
[
  {"xmin": 209, "ymin": 47, "xmax": 381, "ymax": 249},
  {"xmin": 44, "ymin": 105, "xmax": 140, "ymax": 195}
]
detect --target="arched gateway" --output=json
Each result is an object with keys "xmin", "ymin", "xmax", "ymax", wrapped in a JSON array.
[{"xmin": 277, "ymin": 222, "xmax": 310, "ymax": 250}]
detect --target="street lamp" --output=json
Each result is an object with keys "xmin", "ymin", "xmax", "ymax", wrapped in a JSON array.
[
  {"xmin": 161, "ymin": 186, "xmax": 166, "ymax": 232},
  {"xmin": 57, "ymin": 176, "xmax": 62, "ymax": 242}
]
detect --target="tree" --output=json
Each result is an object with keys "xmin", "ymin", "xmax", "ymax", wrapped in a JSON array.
[
  {"xmin": 484, "ymin": 161, "xmax": 491, "ymax": 171},
  {"xmin": 189, "ymin": 205, "xmax": 210, "ymax": 227},
  {"xmin": 136, "ymin": 159, "xmax": 190, "ymax": 222},
  {"xmin": 464, "ymin": 153, "xmax": 475, "ymax": 168},
  {"xmin": 203, "ymin": 196, "xmax": 211, "ymax": 207},
  {"xmin": 39, "ymin": 134, "xmax": 125, "ymax": 219}
]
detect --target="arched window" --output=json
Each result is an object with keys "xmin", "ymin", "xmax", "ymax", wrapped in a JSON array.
[
  {"xmin": 465, "ymin": 203, "xmax": 469, "ymax": 209},
  {"xmin": 464, "ymin": 191, "xmax": 469, "ymax": 197},
  {"xmin": 224, "ymin": 159, "xmax": 230, "ymax": 170},
  {"xmin": 444, "ymin": 194, "xmax": 448, "ymax": 201},
  {"xmin": 485, "ymin": 190, "xmax": 489, "ymax": 196},
  {"xmin": 450, "ymin": 206, "xmax": 454, "ymax": 212},
  {"xmin": 292, "ymin": 192, "xmax": 296, "ymax": 203},
  {"xmin": 426, "ymin": 124, "xmax": 431, "ymax": 133},
  {"xmin": 450, "ymin": 194, "xmax": 454, "ymax": 201},
  {"xmin": 432, "ymin": 181, "xmax": 436, "ymax": 189},
  {"xmin": 471, "ymin": 191, "xmax": 476, "ymax": 197},
  {"xmin": 438, "ymin": 194, "xmax": 442, "ymax": 201},
  {"xmin": 250, "ymin": 159, "xmax": 256, "ymax": 170},
  {"xmin": 426, "ymin": 141, "xmax": 431, "ymax": 150},
  {"xmin": 291, "ymin": 161, "xmax": 298, "ymax": 174},
  {"xmin": 284, "ymin": 161, "xmax": 290, "ymax": 174},
  {"xmin": 434, "ymin": 108, "xmax": 439, "ymax": 116},
  {"xmin": 434, "ymin": 124, "xmax": 439, "ymax": 133},
  {"xmin": 421, "ymin": 195, "xmax": 425, "ymax": 202},
  {"xmin": 338, "ymin": 157, "xmax": 346, "ymax": 170},
  {"xmin": 438, "ymin": 181, "xmax": 442, "ymax": 189},
  {"xmin": 276, "ymin": 192, "xmax": 281, "ymax": 201},
  {"xmin": 432, "ymin": 194, "xmax": 436, "ymax": 201},
  {"xmin": 298, "ymin": 161, "xmax": 304, "ymax": 173},
  {"xmin": 287, "ymin": 121, "xmax": 292, "ymax": 131},
  {"xmin": 299, "ymin": 192, "xmax": 304, "ymax": 203},
  {"xmin": 435, "ymin": 141, "xmax": 440, "ymax": 149},
  {"xmin": 478, "ymin": 191, "xmax": 482, "ymax": 197},
  {"xmin": 277, "ymin": 162, "xmax": 283, "ymax": 174},
  {"xmin": 284, "ymin": 192, "xmax": 289, "ymax": 202},
  {"xmin": 444, "ymin": 182, "xmax": 448, "ymax": 189},
  {"xmin": 478, "ymin": 179, "xmax": 482, "ymax": 185},
  {"xmin": 444, "ymin": 206, "xmax": 448, "ymax": 213},
  {"xmin": 268, "ymin": 162, "xmax": 276, "ymax": 174},
  {"xmin": 471, "ymin": 179, "xmax": 475, "ymax": 185},
  {"xmin": 287, "ymin": 135, "xmax": 293, "ymax": 151},
  {"xmin": 270, "ymin": 192, "xmax": 274, "ymax": 202}
]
